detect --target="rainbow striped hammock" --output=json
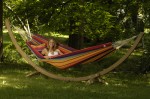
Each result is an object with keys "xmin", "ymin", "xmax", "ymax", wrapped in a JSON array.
[{"xmin": 26, "ymin": 34, "xmax": 116, "ymax": 69}]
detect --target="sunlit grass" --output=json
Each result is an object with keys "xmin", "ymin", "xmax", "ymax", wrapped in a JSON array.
[
  {"xmin": 0, "ymin": 63, "xmax": 150, "ymax": 99},
  {"xmin": 46, "ymin": 32, "xmax": 69, "ymax": 38}
]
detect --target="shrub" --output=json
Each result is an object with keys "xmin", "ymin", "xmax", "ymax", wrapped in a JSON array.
[{"xmin": 139, "ymin": 33, "xmax": 150, "ymax": 73}]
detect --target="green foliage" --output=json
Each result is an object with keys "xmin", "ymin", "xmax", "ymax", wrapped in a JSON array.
[
  {"xmin": 142, "ymin": 0, "xmax": 150, "ymax": 28},
  {"xmin": 4, "ymin": 0, "xmax": 148, "ymax": 42},
  {"xmin": 139, "ymin": 33, "xmax": 150, "ymax": 73},
  {"xmin": 3, "ymin": 32, "xmax": 30, "ymax": 64},
  {"xmin": 3, "ymin": 42, "xmax": 22, "ymax": 63}
]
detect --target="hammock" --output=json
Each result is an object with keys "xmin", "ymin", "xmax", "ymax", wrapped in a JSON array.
[
  {"xmin": 26, "ymin": 32, "xmax": 138, "ymax": 69},
  {"xmin": 5, "ymin": 19, "xmax": 144, "ymax": 82},
  {"xmin": 27, "ymin": 34, "xmax": 115, "ymax": 69}
]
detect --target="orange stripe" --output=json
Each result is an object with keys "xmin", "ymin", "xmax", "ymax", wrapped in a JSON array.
[
  {"xmin": 42, "ymin": 46, "xmax": 113, "ymax": 69},
  {"xmin": 58, "ymin": 47, "xmax": 115, "ymax": 69},
  {"xmin": 58, "ymin": 46, "xmax": 72, "ymax": 54},
  {"xmin": 82, "ymin": 48, "xmax": 115, "ymax": 64}
]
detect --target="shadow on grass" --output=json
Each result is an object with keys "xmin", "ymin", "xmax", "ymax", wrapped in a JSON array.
[
  {"xmin": 0, "ymin": 73, "xmax": 150, "ymax": 99},
  {"xmin": 0, "ymin": 61, "xmax": 150, "ymax": 99}
]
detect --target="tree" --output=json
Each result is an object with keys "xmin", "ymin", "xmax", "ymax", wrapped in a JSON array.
[
  {"xmin": 0, "ymin": 0, "xmax": 3, "ymax": 61},
  {"xmin": 4, "ymin": 0, "xmax": 117, "ymax": 48},
  {"xmin": 3, "ymin": 0, "xmax": 149, "ymax": 46}
]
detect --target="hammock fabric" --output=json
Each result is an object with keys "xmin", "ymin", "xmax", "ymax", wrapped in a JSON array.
[{"xmin": 26, "ymin": 34, "xmax": 115, "ymax": 69}]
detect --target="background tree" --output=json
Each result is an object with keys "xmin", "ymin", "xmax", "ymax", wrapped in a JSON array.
[
  {"xmin": 0, "ymin": 0, "xmax": 3, "ymax": 61},
  {"xmin": 3, "ymin": 0, "xmax": 149, "ymax": 45},
  {"xmin": 3, "ymin": 0, "xmax": 125, "ymax": 46},
  {"xmin": 138, "ymin": 0, "xmax": 150, "ymax": 73}
]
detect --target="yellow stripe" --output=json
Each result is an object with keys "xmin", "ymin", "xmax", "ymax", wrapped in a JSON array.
[
  {"xmin": 82, "ymin": 48, "xmax": 115, "ymax": 64},
  {"xmin": 41, "ymin": 46, "xmax": 113, "ymax": 69}
]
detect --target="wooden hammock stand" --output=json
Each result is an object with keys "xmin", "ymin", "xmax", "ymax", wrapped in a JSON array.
[{"xmin": 5, "ymin": 19, "xmax": 144, "ymax": 82}]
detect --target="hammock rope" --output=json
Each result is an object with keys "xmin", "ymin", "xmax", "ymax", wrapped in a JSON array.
[
  {"xmin": 5, "ymin": 19, "xmax": 144, "ymax": 81},
  {"xmin": 113, "ymin": 35, "xmax": 137, "ymax": 49}
]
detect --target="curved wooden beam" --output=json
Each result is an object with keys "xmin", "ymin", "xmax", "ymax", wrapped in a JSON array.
[{"xmin": 5, "ymin": 19, "xmax": 144, "ymax": 82}]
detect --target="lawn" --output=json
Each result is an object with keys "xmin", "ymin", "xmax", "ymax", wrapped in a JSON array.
[{"xmin": 0, "ymin": 62, "xmax": 150, "ymax": 99}]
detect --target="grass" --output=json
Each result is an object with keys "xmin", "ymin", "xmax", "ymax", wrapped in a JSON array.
[{"xmin": 0, "ymin": 63, "xmax": 150, "ymax": 99}]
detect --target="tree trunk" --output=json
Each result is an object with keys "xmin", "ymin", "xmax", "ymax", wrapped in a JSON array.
[
  {"xmin": 0, "ymin": 0, "xmax": 3, "ymax": 61},
  {"xmin": 78, "ymin": 0, "xmax": 85, "ymax": 49},
  {"xmin": 68, "ymin": 0, "xmax": 85, "ymax": 50},
  {"xmin": 131, "ymin": 1, "xmax": 142, "ymax": 34}
]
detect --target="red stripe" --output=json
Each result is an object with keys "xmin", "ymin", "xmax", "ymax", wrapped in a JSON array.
[
  {"xmin": 50, "ymin": 42, "xmax": 113, "ymax": 59},
  {"xmin": 26, "ymin": 42, "xmax": 44, "ymax": 59}
]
